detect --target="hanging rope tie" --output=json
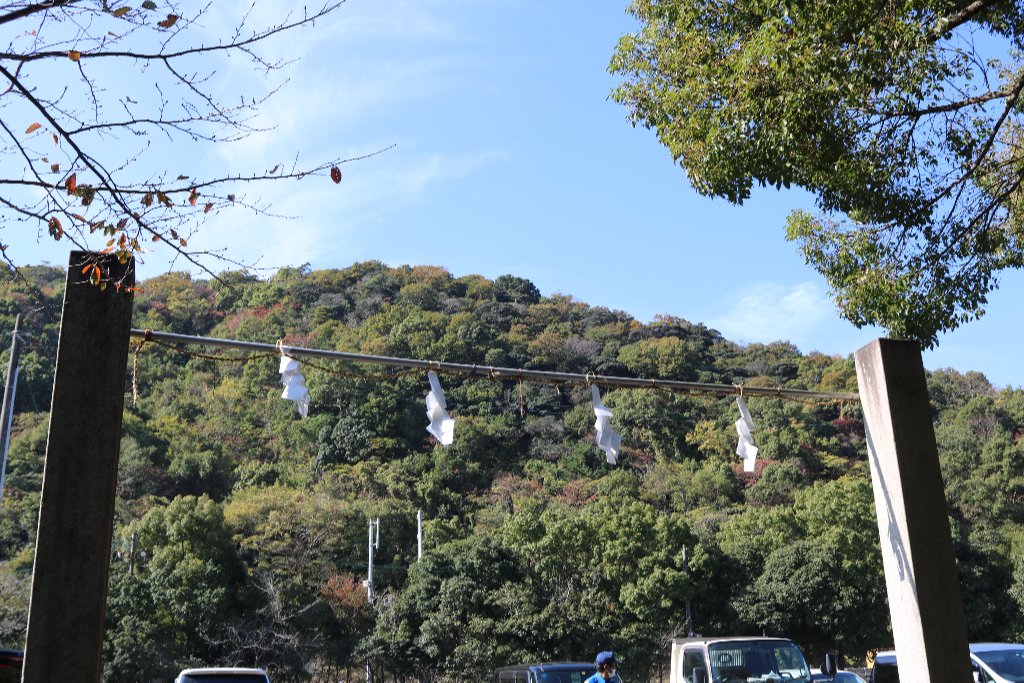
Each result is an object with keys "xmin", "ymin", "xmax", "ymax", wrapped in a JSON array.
[
  {"xmin": 735, "ymin": 393, "xmax": 758, "ymax": 472},
  {"xmin": 425, "ymin": 370, "xmax": 455, "ymax": 446},
  {"xmin": 590, "ymin": 384, "xmax": 622, "ymax": 465},
  {"xmin": 278, "ymin": 341, "xmax": 310, "ymax": 418}
]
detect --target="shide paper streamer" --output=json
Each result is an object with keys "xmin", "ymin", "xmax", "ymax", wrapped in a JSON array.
[
  {"xmin": 591, "ymin": 384, "xmax": 622, "ymax": 465},
  {"xmin": 425, "ymin": 371, "xmax": 455, "ymax": 446},
  {"xmin": 735, "ymin": 395, "xmax": 758, "ymax": 472}
]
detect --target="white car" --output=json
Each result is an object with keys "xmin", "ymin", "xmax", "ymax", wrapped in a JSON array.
[
  {"xmin": 870, "ymin": 643, "xmax": 1024, "ymax": 683},
  {"xmin": 174, "ymin": 667, "xmax": 271, "ymax": 683}
]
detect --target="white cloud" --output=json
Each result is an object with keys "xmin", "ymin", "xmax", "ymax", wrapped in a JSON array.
[{"xmin": 708, "ymin": 282, "xmax": 834, "ymax": 348}]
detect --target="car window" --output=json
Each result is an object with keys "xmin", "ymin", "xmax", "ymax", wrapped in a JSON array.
[{"xmin": 682, "ymin": 648, "xmax": 705, "ymax": 679}]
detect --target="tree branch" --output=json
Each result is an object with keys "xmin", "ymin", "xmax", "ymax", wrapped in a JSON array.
[
  {"xmin": 931, "ymin": 0, "xmax": 1009, "ymax": 38},
  {"xmin": 0, "ymin": 0, "xmax": 80, "ymax": 28}
]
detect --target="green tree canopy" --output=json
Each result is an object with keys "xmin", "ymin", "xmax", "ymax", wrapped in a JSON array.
[{"xmin": 611, "ymin": 0, "xmax": 1024, "ymax": 345}]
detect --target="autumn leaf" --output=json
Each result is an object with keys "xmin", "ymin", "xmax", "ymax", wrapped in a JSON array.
[
  {"xmin": 203, "ymin": 203, "xmax": 213, "ymax": 214},
  {"xmin": 141, "ymin": 0, "xmax": 156, "ymax": 9},
  {"xmin": 90, "ymin": 265, "xmax": 101, "ymax": 286},
  {"xmin": 50, "ymin": 132, "xmax": 58, "ymax": 145},
  {"xmin": 112, "ymin": 6, "xmax": 130, "ymax": 17},
  {"xmin": 157, "ymin": 14, "xmax": 178, "ymax": 28},
  {"xmin": 156, "ymin": 191, "xmax": 172, "ymax": 207},
  {"xmin": 68, "ymin": 50, "xmax": 81, "ymax": 62},
  {"xmin": 330, "ymin": 166, "xmax": 342, "ymax": 183},
  {"xmin": 188, "ymin": 187, "xmax": 198, "ymax": 206},
  {"xmin": 48, "ymin": 217, "xmax": 63, "ymax": 240},
  {"xmin": 50, "ymin": 163, "xmax": 60, "ymax": 173},
  {"xmin": 142, "ymin": 193, "xmax": 153, "ymax": 207},
  {"xmin": 25, "ymin": 122, "xmax": 41, "ymax": 135},
  {"xmin": 66, "ymin": 173, "xmax": 77, "ymax": 194},
  {"xmin": 152, "ymin": 234, "xmax": 161, "ymax": 242}
]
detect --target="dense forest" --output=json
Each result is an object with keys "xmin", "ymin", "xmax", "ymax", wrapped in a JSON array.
[{"xmin": 0, "ymin": 262, "xmax": 1022, "ymax": 682}]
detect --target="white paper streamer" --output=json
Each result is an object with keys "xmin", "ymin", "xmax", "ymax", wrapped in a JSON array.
[
  {"xmin": 425, "ymin": 371, "xmax": 455, "ymax": 446},
  {"xmin": 735, "ymin": 396, "xmax": 757, "ymax": 472},
  {"xmin": 591, "ymin": 385, "xmax": 622, "ymax": 465},
  {"xmin": 279, "ymin": 354, "xmax": 309, "ymax": 418}
]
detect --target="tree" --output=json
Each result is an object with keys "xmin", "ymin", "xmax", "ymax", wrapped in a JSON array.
[
  {"xmin": 0, "ymin": 1, "xmax": 366, "ymax": 280},
  {"xmin": 611, "ymin": 0, "xmax": 1024, "ymax": 345}
]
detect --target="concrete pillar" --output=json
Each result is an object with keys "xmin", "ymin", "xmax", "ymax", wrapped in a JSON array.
[
  {"xmin": 21, "ymin": 252, "xmax": 134, "ymax": 683},
  {"xmin": 854, "ymin": 339, "xmax": 971, "ymax": 683}
]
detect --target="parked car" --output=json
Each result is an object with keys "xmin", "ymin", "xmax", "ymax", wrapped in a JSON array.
[
  {"xmin": 0, "ymin": 649, "xmax": 23, "ymax": 683},
  {"xmin": 870, "ymin": 643, "xmax": 1024, "ymax": 683},
  {"xmin": 493, "ymin": 662, "xmax": 596, "ymax": 683},
  {"xmin": 175, "ymin": 667, "xmax": 271, "ymax": 683},
  {"xmin": 812, "ymin": 669, "xmax": 867, "ymax": 683}
]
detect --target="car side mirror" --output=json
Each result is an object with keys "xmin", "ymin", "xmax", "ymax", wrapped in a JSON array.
[
  {"xmin": 822, "ymin": 652, "xmax": 838, "ymax": 678},
  {"xmin": 691, "ymin": 667, "xmax": 707, "ymax": 683}
]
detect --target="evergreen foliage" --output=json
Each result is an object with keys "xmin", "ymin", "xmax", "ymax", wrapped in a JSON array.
[{"xmin": 0, "ymin": 262, "xmax": 1020, "ymax": 680}]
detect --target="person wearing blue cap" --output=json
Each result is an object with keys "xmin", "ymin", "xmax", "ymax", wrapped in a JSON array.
[{"xmin": 585, "ymin": 651, "xmax": 621, "ymax": 683}]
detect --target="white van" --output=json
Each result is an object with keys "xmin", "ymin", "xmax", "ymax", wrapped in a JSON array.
[{"xmin": 174, "ymin": 667, "xmax": 271, "ymax": 683}]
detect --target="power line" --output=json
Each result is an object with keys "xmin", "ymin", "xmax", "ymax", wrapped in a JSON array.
[{"xmin": 129, "ymin": 328, "xmax": 861, "ymax": 403}]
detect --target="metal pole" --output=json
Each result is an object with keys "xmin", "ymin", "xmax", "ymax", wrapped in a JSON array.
[
  {"xmin": 367, "ymin": 518, "xmax": 375, "ymax": 604},
  {"xmin": 0, "ymin": 314, "xmax": 21, "ymax": 505},
  {"xmin": 682, "ymin": 545, "xmax": 694, "ymax": 637},
  {"xmin": 417, "ymin": 509, "xmax": 423, "ymax": 561}
]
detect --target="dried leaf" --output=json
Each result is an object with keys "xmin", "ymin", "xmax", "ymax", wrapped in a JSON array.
[
  {"xmin": 112, "ymin": 6, "xmax": 131, "ymax": 16},
  {"xmin": 203, "ymin": 203, "xmax": 213, "ymax": 214},
  {"xmin": 81, "ymin": 263, "xmax": 92, "ymax": 275},
  {"xmin": 48, "ymin": 217, "xmax": 63, "ymax": 240},
  {"xmin": 68, "ymin": 50, "xmax": 81, "ymax": 62},
  {"xmin": 152, "ymin": 234, "xmax": 161, "ymax": 242},
  {"xmin": 25, "ymin": 122, "xmax": 41, "ymax": 135},
  {"xmin": 330, "ymin": 166, "xmax": 342, "ymax": 184},
  {"xmin": 142, "ymin": 193, "xmax": 153, "ymax": 207},
  {"xmin": 50, "ymin": 163, "xmax": 60, "ymax": 173},
  {"xmin": 141, "ymin": 0, "xmax": 157, "ymax": 9},
  {"xmin": 51, "ymin": 132, "xmax": 58, "ymax": 145},
  {"xmin": 90, "ymin": 265, "xmax": 102, "ymax": 286},
  {"xmin": 188, "ymin": 187, "xmax": 198, "ymax": 206},
  {"xmin": 179, "ymin": 238, "xmax": 187, "ymax": 247},
  {"xmin": 157, "ymin": 13, "xmax": 178, "ymax": 28},
  {"xmin": 66, "ymin": 172, "xmax": 77, "ymax": 194},
  {"xmin": 99, "ymin": 281, "xmax": 108, "ymax": 292}
]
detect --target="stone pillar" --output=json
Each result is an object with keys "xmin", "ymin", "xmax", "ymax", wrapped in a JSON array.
[{"xmin": 855, "ymin": 338, "xmax": 971, "ymax": 683}]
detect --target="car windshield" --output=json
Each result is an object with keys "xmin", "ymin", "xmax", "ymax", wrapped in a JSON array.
[
  {"xmin": 538, "ymin": 669, "xmax": 594, "ymax": 683},
  {"xmin": 975, "ymin": 647, "xmax": 1024, "ymax": 682},
  {"xmin": 707, "ymin": 640, "xmax": 812, "ymax": 683},
  {"xmin": 179, "ymin": 676, "xmax": 268, "ymax": 683}
]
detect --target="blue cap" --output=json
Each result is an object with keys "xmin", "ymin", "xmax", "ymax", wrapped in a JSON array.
[{"xmin": 596, "ymin": 651, "xmax": 616, "ymax": 668}]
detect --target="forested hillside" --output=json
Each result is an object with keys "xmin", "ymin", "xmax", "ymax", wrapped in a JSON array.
[{"xmin": 1, "ymin": 262, "xmax": 1022, "ymax": 682}]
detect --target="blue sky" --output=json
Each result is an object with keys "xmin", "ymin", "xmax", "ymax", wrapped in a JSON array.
[{"xmin": 14, "ymin": 1, "xmax": 1024, "ymax": 388}]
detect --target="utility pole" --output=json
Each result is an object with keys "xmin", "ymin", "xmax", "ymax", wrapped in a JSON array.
[
  {"xmin": 365, "ymin": 516, "xmax": 379, "ymax": 683},
  {"xmin": 0, "ymin": 314, "xmax": 21, "ymax": 505},
  {"xmin": 417, "ymin": 509, "xmax": 423, "ymax": 561},
  {"xmin": 682, "ymin": 545, "xmax": 694, "ymax": 637}
]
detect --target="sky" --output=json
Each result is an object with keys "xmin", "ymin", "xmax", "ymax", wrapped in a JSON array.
[{"xmin": 11, "ymin": 0, "xmax": 1024, "ymax": 389}]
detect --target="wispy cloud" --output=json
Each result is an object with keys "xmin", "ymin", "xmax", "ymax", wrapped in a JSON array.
[{"xmin": 708, "ymin": 282, "xmax": 835, "ymax": 348}]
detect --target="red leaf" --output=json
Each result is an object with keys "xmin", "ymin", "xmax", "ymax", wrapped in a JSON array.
[
  {"xmin": 48, "ymin": 217, "xmax": 63, "ymax": 240},
  {"xmin": 68, "ymin": 50, "xmax": 81, "ymax": 62},
  {"xmin": 66, "ymin": 172, "xmax": 77, "ymax": 195},
  {"xmin": 330, "ymin": 166, "xmax": 342, "ymax": 184},
  {"xmin": 203, "ymin": 203, "xmax": 213, "ymax": 214},
  {"xmin": 25, "ymin": 122, "xmax": 41, "ymax": 135},
  {"xmin": 189, "ymin": 188, "xmax": 198, "ymax": 206},
  {"xmin": 157, "ymin": 14, "xmax": 178, "ymax": 28}
]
